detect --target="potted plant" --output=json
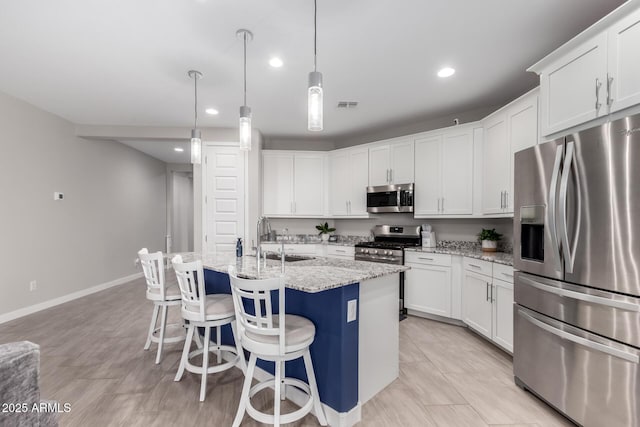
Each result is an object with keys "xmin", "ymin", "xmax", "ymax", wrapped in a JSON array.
[
  {"xmin": 478, "ymin": 228, "xmax": 502, "ymax": 252},
  {"xmin": 316, "ymin": 222, "xmax": 336, "ymax": 242}
]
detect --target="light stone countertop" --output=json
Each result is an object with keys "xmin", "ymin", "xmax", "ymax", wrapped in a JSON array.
[
  {"xmin": 405, "ymin": 247, "xmax": 514, "ymax": 266},
  {"xmin": 174, "ymin": 253, "xmax": 408, "ymax": 293}
]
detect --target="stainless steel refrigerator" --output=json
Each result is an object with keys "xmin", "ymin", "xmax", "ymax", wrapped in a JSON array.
[{"xmin": 513, "ymin": 113, "xmax": 640, "ymax": 427}]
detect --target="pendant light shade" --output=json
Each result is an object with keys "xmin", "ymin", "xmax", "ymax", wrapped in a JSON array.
[
  {"xmin": 188, "ymin": 70, "xmax": 203, "ymax": 164},
  {"xmin": 237, "ymin": 29, "xmax": 253, "ymax": 151},
  {"xmin": 239, "ymin": 105, "xmax": 251, "ymax": 151},
  {"xmin": 308, "ymin": 0, "xmax": 323, "ymax": 132}
]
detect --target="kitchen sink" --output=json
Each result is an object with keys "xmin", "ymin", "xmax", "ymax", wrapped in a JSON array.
[{"xmin": 264, "ymin": 253, "xmax": 314, "ymax": 262}]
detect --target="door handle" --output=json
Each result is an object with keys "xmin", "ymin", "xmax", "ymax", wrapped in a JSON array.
[
  {"xmin": 558, "ymin": 141, "xmax": 576, "ymax": 273},
  {"xmin": 606, "ymin": 74, "xmax": 614, "ymax": 107},
  {"xmin": 519, "ymin": 309, "xmax": 639, "ymax": 364},
  {"xmin": 548, "ymin": 145, "xmax": 564, "ymax": 274},
  {"xmin": 595, "ymin": 78, "xmax": 602, "ymax": 111}
]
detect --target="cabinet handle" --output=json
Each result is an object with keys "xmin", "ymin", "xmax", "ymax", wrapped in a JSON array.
[
  {"xmin": 486, "ymin": 283, "xmax": 490, "ymax": 301},
  {"xmin": 501, "ymin": 271, "xmax": 514, "ymax": 278},
  {"xmin": 441, "ymin": 197, "xmax": 445, "ymax": 213},
  {"xmin": 349, "ymin": 200, "xmax": 352, "ymax": 212},
  {"xmin": 595, "ymin": 78, "xmax": 602, "ymax": 110},
  {"xmin": 386, "ymin": 169, "xmax": 390, "ymax": 183},
  {"xmin": 607, "ymin": 74, "xmax": 614, "ymax": 107},
  {"xmin": 335, "ymin": 249, "xmax": 346, "ymax": 253},
  {"xmin": 437, "ymin": 198, "xmax": 440, "ymax": 213},
  {"xmin": 491, "ymin": 284, "xmax": 495, "ymax": 303},
  {"xmin": 499, "ymin": 191, "xmax": 503, "ymax": 209},
  {"xmin": 390, "ymin": 169, "xmax": 393, "ymax": 183},
  {"xmin": 469, "ymin": 263, "xmax": 482, "ymax": 269},
  {"xmin": 504, "ymin": 191, "xmax": 508, "ymax": 209},
  {"xmin": 418, "ymin": 257, "xmax": 434, "ymax": 261}
]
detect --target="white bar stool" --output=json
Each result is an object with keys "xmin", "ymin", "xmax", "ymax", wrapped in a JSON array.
[
  {"xmin": 228, "ymin": 265, "xmax": 327, "ymax": 427},
  {"xmin": 172, "ymin": 255, "xmax": 245, "ymax": 402},
  {"xmin": 138, "ymin": 248, "xmax": 185, "ymax": 364}
]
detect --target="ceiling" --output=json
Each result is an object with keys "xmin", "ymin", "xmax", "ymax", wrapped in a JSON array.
[{"xmin": 0, "ymin": 0, "xmax": 627, "ymax": 150}]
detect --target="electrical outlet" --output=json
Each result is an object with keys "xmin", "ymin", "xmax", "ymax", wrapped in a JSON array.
[
  {"xmin": 347, "ymin": 299, "xmax": 357, "ymax": 322},
  {"xmin": 29, "ymin": 280, "xmax": 37, "ymax": 291}
]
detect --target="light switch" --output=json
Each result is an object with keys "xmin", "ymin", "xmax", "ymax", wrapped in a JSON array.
[
  {"xmin": 54, "ymin": 192, "xmax": 64, "ymax": 200},
  {"xmin": 347, "ymin": 299, "xmax": 357, "ymax": 323}
]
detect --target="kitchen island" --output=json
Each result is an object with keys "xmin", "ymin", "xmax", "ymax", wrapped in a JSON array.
[{"xmin": 180, "ymin": 253, "xmax": 408, "ymax": 427}]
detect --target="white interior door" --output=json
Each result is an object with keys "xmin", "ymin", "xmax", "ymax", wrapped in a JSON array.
[{"xmin": 204, "ymin": 146, "xmax": 245, "ymax": 255}]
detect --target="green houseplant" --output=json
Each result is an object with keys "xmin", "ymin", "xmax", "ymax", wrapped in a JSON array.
[
  {"xmin": 316, "ymin": 222, "xmax": 336, "ymax": 242},
  {"xmin": 477, "ymin": 228, "xmax": 502, "ymax": 252}
]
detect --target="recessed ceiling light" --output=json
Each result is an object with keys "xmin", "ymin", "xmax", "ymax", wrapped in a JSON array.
[
  {"xmin": 205, "ymin": 108, "xmax": 219, "ymax": 115},
  {"xmin": 438, "ymin": 67, "xmax": 455, "ymax": 78},
  {"xmin": 269, "ymin": 57, "xmax": 283, "ymax": 68},
  {"xmin": 174, "ymin": 147, "xmax": 184, "ymax": 152}
]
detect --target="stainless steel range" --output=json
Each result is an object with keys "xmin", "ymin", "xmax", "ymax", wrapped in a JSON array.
[
  {"xmin": 355, "ymin": 225, "xmax": 421, "ymax": 264},
  {"xmin": 355, "ymin": 225, "xmax": 421, "ymax": 320}
]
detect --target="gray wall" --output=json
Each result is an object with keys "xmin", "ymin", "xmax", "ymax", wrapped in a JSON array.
[{"xmin": 0, "ymin": 91, "xmax": 167, "ymax": 318}]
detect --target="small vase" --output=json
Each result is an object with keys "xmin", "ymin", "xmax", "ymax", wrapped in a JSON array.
[
  {"xmin": 321, "ymin": 233, "xmax": 330, "ymax": 242},
  {"xmin": 481, "ymin": 240, "xmax": 497, "ymax": 252}
]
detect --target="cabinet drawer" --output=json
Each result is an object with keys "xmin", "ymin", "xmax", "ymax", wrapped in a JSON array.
[
  {"xmin": 493, "ymin": 263, "xmax": 514, "ymax": 283},
  {"xmin": 405, "ymin": 251, "xmax": 452, "ymax": 267},
  {"xmin": 286, "ymin": 244, "xmax": 317, "ymax": 256},
  {"xmin": 463, "ymin": 257, "xmax": 493, "ymax": 277},
  {"xmin": 327, "ymin": 245, "xmax": 355, "ymax": 257}
]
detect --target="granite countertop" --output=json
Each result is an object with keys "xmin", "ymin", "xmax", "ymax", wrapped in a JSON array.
[
  {"xmin": 261, "ymin": 240, "xmax": 358, "ymax": 247},
  {"xmin": 260, "ymin": 234, "xmax": 369, "ymax": 246},
  {"xmin": 405, "ymin": 243, "xmax": 513, "ymax": 266},
  {"xmin": 175, "ymin": 253, "xmax": 408, "ymax": 293}
]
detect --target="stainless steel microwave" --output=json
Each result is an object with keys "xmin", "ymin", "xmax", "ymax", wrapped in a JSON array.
[{"xmin": 366, "ymin": 183, "xmax": 414, "ymax": 213}]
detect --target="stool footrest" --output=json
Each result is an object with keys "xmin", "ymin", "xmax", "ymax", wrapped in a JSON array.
[
  {"xmin": 184, "ymin": 345, "xmax": 240, "ymax": 375},
  {"xmin": 245, "ymin": 377, "xmax": 314, "ymax": 425}
]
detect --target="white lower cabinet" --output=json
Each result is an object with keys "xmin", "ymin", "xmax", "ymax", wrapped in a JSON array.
[
  {"xmin": 404, "ymin": 253, "xmax": 453, "ymax": 318},
  {"xmin": 462, "ymin": 258, "xmax": 514, "ymax": 353}
]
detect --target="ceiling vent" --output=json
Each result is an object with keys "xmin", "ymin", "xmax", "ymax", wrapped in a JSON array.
[{"xmin": 337, "ymin": 101, "xmax": 358, "ymax": 109}]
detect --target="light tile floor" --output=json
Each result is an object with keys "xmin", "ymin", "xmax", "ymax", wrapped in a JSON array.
[{"xmin": 0, "ymin": 274, "xmax": 573, "ymax": 426}]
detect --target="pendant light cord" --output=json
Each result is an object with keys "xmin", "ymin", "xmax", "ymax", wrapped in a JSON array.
[
  {"xmin": 313, "ymin": 0, "xmax": 317, "ymax": 72},
  {"xmin": 243, "ymin": 32, "xmax": 247, "ymax": 106},
  {"xmin": 193, "ymin": 74, "xmax": 198, "ymax": 129}
]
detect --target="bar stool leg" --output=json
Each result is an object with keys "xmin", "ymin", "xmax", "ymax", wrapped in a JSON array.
[
  {"xmin": 303, "ymin": 350, "xmax": 327, "ymax": 426},
  {"xmin": 280, "ymin": 361, "xmax": 286, "ymax": 401},
  {"xmin": 200, "ymin": 326, "xmax": 211, "ymax": 402},
  {"xmin": 175, "ymin": 324, "xmax": 194, "ymax": 381},
  {"xmin": 230, "ymin": 321, "xmax": 246, "ymax": 374},
  {"xmin": 233, "ymin": 352, "xmax": 256, "ymax": 427},
  {"xmin": 216, "ymin": 326, "xmax": 222, "ymax": 364},
  {"xmin": 144, "ymin": 304, "xmax": 160, "ymax": 350},
  {"xmin": 274, "ymin": 360, "xmax": 282, "ymax": 426},
  {"xmin": 156, "ymin": 305, "xmax": 168, "ymax": 364}
]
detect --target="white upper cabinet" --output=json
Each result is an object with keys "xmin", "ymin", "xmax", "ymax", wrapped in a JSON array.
[
  {"xmin": 482, "ymin": 112, "xmax": 509, "ymax": 215},
  {"xmin": 368, "ymin": 139, "xmax": 414, "ymax": 186},
  {"xmin": 329, "ymin": 146, "xmax": 369, "ymax": 217},
  {"xmin": 531, "ymin": 3, "xmax": 640, "ymax": 136},
  {"xmin": 263, "ymin": 151, "xmax": 326, "ymax": 217},
  {"xmin": 538, "ymin": 32, "xmax": 608, "ymax": 136},
  {"xmin": 482, "ymin": 89, "xmax": 539, "ymax": 215},
  {"xmin": 414, "ymin": 126, "xmax": 474, "ymax": 217},
  {"xmin": 414, "ymin": 135, "xmax": 442, "ymax": 215},
  {"xmin": 608, "ymin": 7, "xmax": 640, "ymax": 113},
  {"xmin": 262, "ymin": 152, "xmax": 294, "ymax": 216}
]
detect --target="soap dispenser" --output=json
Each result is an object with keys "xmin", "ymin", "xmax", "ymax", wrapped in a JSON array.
[{"xmin": 236, "ymin": 238, "xmax": 243, "ymax": 257}]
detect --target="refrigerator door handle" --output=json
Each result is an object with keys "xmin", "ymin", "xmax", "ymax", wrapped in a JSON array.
[
  {"xmin": 548, "ymin": 145, "xmax": 564, "ymax": 273},
  {"xmin": 520, "ymin": 275, "xmax": 640, "ymax": 312},
  {"xmin": 519, "ymin": 309, "xmax": 639, "ymax": 364},
  {"xmin": 559, "ymin": 141, "xmax": 577, "ymax": 273}
]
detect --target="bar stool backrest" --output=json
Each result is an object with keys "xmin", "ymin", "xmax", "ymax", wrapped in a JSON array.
[
  {"xmin": 228, "ymin": 266, "xmax": 286, "ymax": 355},
  {"xmin": 138, "ymin": 248, "xmax": 166, "ymax": 300},
  {"xmin": 172, "ymin": 255, "xmax": 206, "ymax": 322}
]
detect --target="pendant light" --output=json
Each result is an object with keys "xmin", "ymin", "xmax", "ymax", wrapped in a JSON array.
[
  {"xmin": 308, "ymin": 0, "xmax": 323, "ymax": 131},
  {"xmin": 237, "ymin": 29, "xmax": 253, "ymax": 151},
  {"xmin": 188, "ymin": 70, "xmax": 203, "ymax": 164}
]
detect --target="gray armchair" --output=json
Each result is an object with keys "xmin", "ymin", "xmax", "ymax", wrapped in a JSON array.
[{"xmin": 0, "ymin": 341, "xmax": 58, "ymax": 427}]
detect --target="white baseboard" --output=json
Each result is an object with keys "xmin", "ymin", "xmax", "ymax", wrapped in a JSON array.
[{"xmin": 0, "ymin": 272, "xmax": 143, "ymax": 325}]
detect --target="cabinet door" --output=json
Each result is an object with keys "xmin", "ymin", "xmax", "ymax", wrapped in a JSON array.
[
  {"xmin": 414, "ymin": 135, "xmax": 442, "ymax": 215},
  {"xmin": 492, "ymin": 278, "xmax": 514, "ymax": 353},
  {"xmin": 263, "ymin": 153, "xmax": 293, "ymax": 215},
  {"xmin": 462, "ymin": 271, "xmax": 493, "ymax": 339},
  {"xmin": 368, "ymin": 145, "xmax": 390, "ymax": 186},
  {"xmin": 442, "ymin": 130, "xmax": 473, "ymax": 215},
  {"xmin": 608, "ymin": 8, "xmax": 640, "ymax": 113},
  {"xmin": 506, "ymin": 92, "xmax": 538, "ymax": 213},
  {"xmin": 390, "ymin": 140, "xmax": 415, "ymax": 184},
  {"xmin": 540, "ymin": 31, "xmax": 608, "ymax": 136},
  {"xmin": 405, "ymin": 264, "xmax": 452, "ymax": 317},
  {"xmin": 348, "ymin": 147, "xmax": 370, "ymax": 215},
  {"xmin": 482, "ymin": 113, "xmax": 509, "ymax": 214},
  {"xmin": 293, "ymin": 154, "xmax": 324, "ymax": 215},
  {"xmin": 329, "ymin": 152, "xmax": 349, "ymax": 216}
]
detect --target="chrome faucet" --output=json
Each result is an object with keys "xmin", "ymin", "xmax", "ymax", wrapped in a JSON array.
[{"xmin": 256, "ymin": 216, "xmax": 270, "ymax": 274}]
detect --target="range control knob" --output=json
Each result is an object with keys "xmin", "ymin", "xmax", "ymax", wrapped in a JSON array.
[
  {"xmin": 364, "ymin": 249, "xmax": 370, "ymax": 254},
  {"xmin": 386, "ymin": 250, "xmax": 392, "ymax": 255},
  {"xmin": 372, "ymin": 250, "xmax": 378, "ymax": 254}
]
